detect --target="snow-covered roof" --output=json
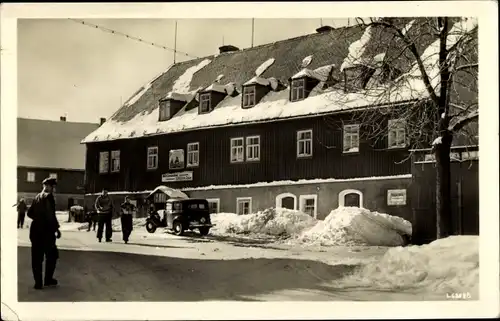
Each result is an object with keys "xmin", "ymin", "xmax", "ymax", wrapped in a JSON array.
[
  {"xmin": 162, "ymin": 92, "xmax": 191, "ymax": 102},
  {"xmin": 83, "ymin": 18, "xmax": 477, "ymax": 144},
  {"xmin": 147, "ymin": 185, "xmax": 189, "ymax": 199}
]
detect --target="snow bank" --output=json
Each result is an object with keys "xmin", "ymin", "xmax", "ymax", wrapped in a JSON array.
[
  {"xmin": 211, "ymin": 208, "xmax": 317, "ymax": 237},
  {"xmin": 337, "ymin": 236, "xmax": 478, "ymax": 295},
  {"xmin": 295, "ymin": 207, "xmax": 412, "ymax": 246}
]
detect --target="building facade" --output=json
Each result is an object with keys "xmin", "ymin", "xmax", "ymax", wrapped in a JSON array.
[
  {"xmin": 82, "ymin": 18, "xmax": 478, "ymax": 228},
  {"xmin": 17, "ymin": 117, "xmax": 99, "ymax": 210}
]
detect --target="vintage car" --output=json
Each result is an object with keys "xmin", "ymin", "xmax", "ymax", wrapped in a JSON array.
[{"xmin": 146, "ymin": 198, "xmax": 214, "ymax": 236}]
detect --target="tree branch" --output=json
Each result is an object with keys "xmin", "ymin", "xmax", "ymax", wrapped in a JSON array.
[
  {"xmin": 448, "ymin": 109, "xmax": 479, "ymax": 132},
  {"xmin": 454, "ymin": 63, "xmax": 478, "ymax": 72}
]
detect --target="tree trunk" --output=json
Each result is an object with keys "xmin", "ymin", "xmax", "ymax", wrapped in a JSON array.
[{"xmin": 435, "ymin": 132, "xmax": 453, "ymax": 239}]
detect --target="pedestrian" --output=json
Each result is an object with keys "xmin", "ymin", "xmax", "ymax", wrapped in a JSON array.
[
  {"xmin": 15, "ymin": 198, "xmax": 28, "ymax": 228},
  {"xmin": 94, "ymin": 189, "xmax": 113, "ymax": 243},
  {"xmin": 120, "ymin": 197, "xmax": 136, "ymax": 244},
  {"xmin": 26, "ymin": 177, "xmax": 61, "ymax": 290}
]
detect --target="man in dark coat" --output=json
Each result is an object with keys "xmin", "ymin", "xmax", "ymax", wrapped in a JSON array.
[
  {"xmin": 95, "ymin": 189, "xmax": 113, "ymax": 242},
  {"xmin": 120, "ymin": 197, "xmax": 136, "ymax": 244},
  {"xmin": 27, "ymin": 177, "xmax": 61, "ymax": 290},
  {"xmin": 15, "ymin": 198, "xmax": 28, "ymax": 228}
]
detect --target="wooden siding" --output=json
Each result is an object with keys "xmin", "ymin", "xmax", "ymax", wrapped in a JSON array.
[
  {"xmin": 18, "ymin": 166, "xmax": 85, "ymax": 194},
  {"xmin": 85, "ymin": 112, "xmax": 412, "ymax": 193}
]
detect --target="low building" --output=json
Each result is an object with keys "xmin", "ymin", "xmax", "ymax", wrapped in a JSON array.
[{"xmin": 17, "ymin": 117, "xmax": 99, "ymax": 210}]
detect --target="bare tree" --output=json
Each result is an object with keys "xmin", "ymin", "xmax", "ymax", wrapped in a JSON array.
[{"xmin": 323, "ymin": 17, "xmax": 478, "ymax": 239}]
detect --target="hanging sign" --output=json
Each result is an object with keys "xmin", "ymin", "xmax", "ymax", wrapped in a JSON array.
[{"xmin": 169, "ymin": 149, "xmax": 185, "ymax": 169}]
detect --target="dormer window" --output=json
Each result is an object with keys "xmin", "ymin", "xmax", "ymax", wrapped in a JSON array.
[
  {"xmin": 291, "ymin": 78, "xmax": 305, "ymax": 102},
  {"xmin": 199, "ymin": 93, "xmax": 211, "ymax": 114},
  {"xmin": 159, "ymin": 100, "xmax": 170, "ymax": 121},
  {"xmin": 242, "ymin": 86, "xmax": 256, "ymax": 108}
]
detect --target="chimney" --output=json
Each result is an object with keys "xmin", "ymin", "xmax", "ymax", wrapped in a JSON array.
[
  {"xmin": 218, "ymin": 45, "xmax": 239, "ymax": 54},
  {"xmin": 316, "ymin": 25, "xmax": 334, "ymax": 33},
  {"xmin": 99, "ymin": 117, "xmax": 106, "ymax": 126},
  {"xmin": 60, "ymin": 116, "xmax": 66, "ymax": 122}
]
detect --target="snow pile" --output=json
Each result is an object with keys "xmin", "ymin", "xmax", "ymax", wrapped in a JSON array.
[
  {"xmin": 340, "ymin": 26, "xmax": 373, "ymax": 72},
  {"xmin": 172, "ymin": 59, "xmax": 212, "ymax": 94},
  {"xmin": 292, "ymin": 64, "xmax": 334, "ymax": 82},
  {"xmin": 301, "ymin": 55, "xmax": 313, "ymax": 68},
  {"xmin": 112, "ymin": 217, "xmax": 147, "ymax": 232},
  {"xmin": 243, "ymin": 76, "xmax": 270, "ymax": 87},
  {"xmin": 211, "ymin": 208, "xmax": 317, "ymax": 237},
  {"xmin": 295, "ymin": 207, "xmax": 412, "ymax": 246},
  {"xmin": 255, "ymin": 58, "xmax": 275, "ymax": 76},
  {"xmin": 337, "ymin": 236, "xmax": 479, "ymax": 295}
]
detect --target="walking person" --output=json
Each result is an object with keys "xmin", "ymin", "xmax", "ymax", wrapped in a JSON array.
[
  {"xmin": 95, "ymin": 189, "xmax": 113, "ymax": 242},
  {"xmin": 15, "ymin": 198, "xmax": 28, "ymax": 228},
  {"xmin": 26, "ymin": 177, "xmax": 61, "ymax": 290},
  {"xmin": 120, "ymin": 197, "xmax": 136, "ymax": 244}
]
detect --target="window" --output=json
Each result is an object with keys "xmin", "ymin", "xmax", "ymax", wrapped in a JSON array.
[
  {"xmin": 338, "ymin": 189, "xmax": 364, "ymax": 208},
  {"xmin": 159, "ymin": 101, "xmax": 170, "ymax": 121},
  {"xmin": 388, "ymin": 119, "xmax": 406, "ymax": 148},
  {"xmin": 99, "ymin": 151, "xmax": 109, "ymax": 174},
  {"xmin": 246, "ymin": 136, "xmax": 260, "ymax": 161},
  {"xmin": 27, "ymin": 172, "xmax": 35, "ymax": 182},
  {"xmin": 49, "ymin": 173, "xmax": 57, "ymax": 179},
  {"xmin": 297, "ymin": 129, "xmax": 313, "ymax": 158},
  {"xmin": 187, "ymin": 142, "xmax": 200, "ymax": 167},
  {"xmin": 207, "ymin": 198, "xmax": 220, "ymax": 214},
  {"xmin": 147, "ymin": 146, "xmax": 158, "ymax": 170},
  {"xmin": 199, "ymin": 93, "xmax": 211, "ymax": 113},
  {"xmin": 291, "ymin": 78, "xmax": 305, "ymax": 101},
  {"xmin": 299, "ymin": 194, "xmax": 318, "ymax": 218},
  {"xmin": 343, "ymin": 124, "xmax": 360, "ymax": 153},
  {"xmin": 275, "ymin": 193, "xmax": 297, "ymax": 210},
  {"xmin": 242, "ymin": 86, "xmax": 256, "ymax": 108},
  {"xmin": 154, "ymin": 192, "xmax": 167, "ymax": 204},
  {"xmin": 230, "ymin": 137, "xmax": 244, "ymax": 163},
  {"xmin": 236, "ymin": 197, "xmax": 252, "ymax": 215},
  {"xmin": 111, "ymin": 150, "xmax": 120, "ymax": 172}
]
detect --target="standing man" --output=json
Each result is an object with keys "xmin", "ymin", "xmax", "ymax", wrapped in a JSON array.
[
  {"xmin": 120, "ymin": 197, "xmax": 136, "ymax": 244},
  {"xmin": 27, "ymin": 177, "xmax": 61, "ymax": 290},
  {"xmin": 15, "ymin": 198, "xmax": 28, "ymax": 228},
  {"xmin": 94, "ymin": 189, "xmax": 113, "ymax": 243}
]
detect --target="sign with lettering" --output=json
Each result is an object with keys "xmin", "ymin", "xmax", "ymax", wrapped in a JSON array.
[
  {"xmin": 387, "ymin": 189, "xmax": 407, "ymax": 206},
  {"xmin": 169, "ymin": 149, "xmax": 185, "ymax": 170},
  {"xmin": 162, "ymin": 171, "xmax": 193, "ymax": 182}
]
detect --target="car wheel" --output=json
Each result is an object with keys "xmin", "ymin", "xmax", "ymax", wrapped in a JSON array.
[
  {"xmin": 173, "ymin": 221, "xmax": 184, "ymax": 236},
  {"xmin": 146, "ymin": 221, "xmax": 157, "ymax": 233},
  {"xmin": 198, "ymin": 227, "xmax": 210, "ymax": 236}
]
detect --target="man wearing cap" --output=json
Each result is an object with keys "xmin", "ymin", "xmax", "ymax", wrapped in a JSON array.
[
  {"xmin": 94, "ymin": 189, "xmax": 114, "ymax": 242},
  {"xmin": 26, "ymin": 177, "xmax": 61, "ymax": 290}
]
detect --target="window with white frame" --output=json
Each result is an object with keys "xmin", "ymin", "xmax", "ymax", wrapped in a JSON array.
[
  {"xmin": 207, "ymin": 198, "xmax": 220, "ymax": 214},
  {"xmin": 299, "ymin": 194, "xmax": 317, "ymax": 218},
  {"xmin": 49, "ymin": 173, "xmax": 57, "ymax": 179},
  {"xmin": 388, "ymin": 119, "xmax": 407, "ymax": 148},
  {"xmin": 246, "ymin": 136, "xmax": 260, "ymax": 161},
  {"xmin": 297, "ymin": 129, "xmax": 313, "ymax": 158},
  {"xmin": 343, "ymin": 124, "xmax": 360, "ymax": 153},
  {"xmin": 242, "ymin": 86, "xmax": 256, "ymax": 108},
  {"xmin": 111, "ymin": 150, "xmax": 120, "ymax": 172},
  {"xmin": 199, "ymin": 93, "xmax": 211, "ymax": 113},
  {"xmin": 230, "ymin": 137, "xmax": 244, "ymax": 163},
  {"xmin": 147, "ymin": 146, "xmax": 158, "ymax": 170},
  {"xmin": 291, "ymin": 78, "xmax": 305, "ymax": 101},
  {"xmin": 236, "ymin": 197, "xmax": 252, "ymax": 215},
  {"xmin": 187, "ymin": 142, "xmax": 200, "ymax": 167},
  {"xmin": 99, "ymin": 151, "xmax": 109, "ymax": 174},
  {"xmin": 27, "ymin": 171, "xmax": 35, "ymax": 182}
]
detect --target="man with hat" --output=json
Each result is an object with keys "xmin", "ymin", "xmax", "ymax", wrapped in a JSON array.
[{"xmin": 26, "ymin": 177, "xmax": 61, "ymax": 290}]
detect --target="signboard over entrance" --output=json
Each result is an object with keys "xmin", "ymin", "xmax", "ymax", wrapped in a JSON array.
[{"xmin": 162, "ymin": 171, "xmax": 193, "ymax": 182}]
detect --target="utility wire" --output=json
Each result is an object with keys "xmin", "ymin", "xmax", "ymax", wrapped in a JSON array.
[{"xmin": 68, "ymin": 18, "xmax": 199, "ymax": 59}]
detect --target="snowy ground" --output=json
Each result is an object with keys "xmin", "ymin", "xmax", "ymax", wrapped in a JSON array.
[{"xmin": 16, "ymin": 210, "xmax": 478, "ymax": 301}]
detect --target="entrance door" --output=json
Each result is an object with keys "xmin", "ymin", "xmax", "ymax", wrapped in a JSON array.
[
  {"xmin": 344, "ymin": 193, "xmax": 360, "ymax": 207},
  {"xmin": 281, "ymin": 196, "xmax": 295, "ymax": 210}
]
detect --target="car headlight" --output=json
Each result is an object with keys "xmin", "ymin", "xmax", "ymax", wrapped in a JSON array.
[{"xmin": 200, "ymin": 217, "xmax": 206, "ymax": 223}]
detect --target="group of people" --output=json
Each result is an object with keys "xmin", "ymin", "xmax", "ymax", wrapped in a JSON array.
[
  {"xmin": 91, "ymin": 189, "xmax": 137, "ymax": 244},
  {"xmin": 20, "ymin": 177, "xmax": 138, "ymax": 290}
]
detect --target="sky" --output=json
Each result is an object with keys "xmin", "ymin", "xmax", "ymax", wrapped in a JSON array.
[{"xmin": 18, "ymin": 18, "xmax": 351, "ymax": 124}]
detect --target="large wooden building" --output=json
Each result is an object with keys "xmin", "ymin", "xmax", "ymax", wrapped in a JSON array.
[
  {"xmin": 17, "ymin": 117, "xmax": 99, "ymax": 210},
  {"xmin": 82, "ymin": 18, "xmax": 478, "ymax": 233}
]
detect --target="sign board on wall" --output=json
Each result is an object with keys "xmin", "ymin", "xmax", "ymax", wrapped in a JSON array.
[
  {"xmin": 387, "ymin": 189, "xmax": 407, "ymax": 206},
  {"xmin": 162, "ymin": 171, "xmax": 193, "ymax": 182},
  {"xmin": 169, "ymin": 149, "xmax": 185, "ymax": 169}
]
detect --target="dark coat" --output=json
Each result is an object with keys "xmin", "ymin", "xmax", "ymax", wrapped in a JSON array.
[
  {"xmin": 17, "ymin": 201, "xmax": 28, "ymax": 213},
  {"xmin": 95, "ymin": 195, "xmax": 113, "ymax": 214},
  {"xmin": 27, "ymin": 192, "xmax": 59, "ymax": 241},
  {"xmin": 120, "ymin": 202, "xmax": 136, "ymax": 215}
]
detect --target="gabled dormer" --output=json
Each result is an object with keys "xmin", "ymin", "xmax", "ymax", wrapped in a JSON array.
[
  {"xmin": 198, "ymin": 83, "xmax": 227, "ymax": 114},
  {"xmin": 158, "ymin": 92, "xmax": 189, "ymax": 121},
  {"xmin": 289, "ymin": 64, "xmax": 335, "ymax": 102},
  {"xmin": 241, "ymin": 77, "xmax": 272, "ymax": 109}
]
